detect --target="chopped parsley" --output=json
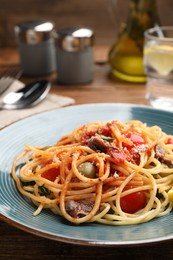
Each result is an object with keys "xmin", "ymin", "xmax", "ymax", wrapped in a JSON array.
[{"xmin": 39, "ymin": 185, "xmax": 50, "ymax": 196}]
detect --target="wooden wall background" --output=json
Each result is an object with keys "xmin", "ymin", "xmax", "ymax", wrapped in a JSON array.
[{"xmin": 0, "ymin": 0, "xmax": 173, "ymax": 48}]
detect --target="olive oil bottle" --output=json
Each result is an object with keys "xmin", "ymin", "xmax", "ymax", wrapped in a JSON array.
[{"xmin": 109, "ymin": 0, "xmax": 160, "ymax": 83}]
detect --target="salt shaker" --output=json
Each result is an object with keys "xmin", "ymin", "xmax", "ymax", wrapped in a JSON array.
[
  {"xmin": 14, "ymin": 20, "xmax": 57, "ymax": 76},
  {"xmin": 56, "ymin": 27, "xmax": 94, "ymax": 84}
]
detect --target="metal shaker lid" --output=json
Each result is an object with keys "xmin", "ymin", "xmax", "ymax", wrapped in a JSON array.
[
  {"xmin": 56, "ymin": 27, "xmax": 94, "ymax": 52},
  {"xmin": 14, "ymin": 20, "xmax": 55, "ymax": 44}
]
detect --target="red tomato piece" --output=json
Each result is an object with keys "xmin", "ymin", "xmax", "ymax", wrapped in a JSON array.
[
  {"xmin": 120, "ymin": 191, "xmax": 146, "ymax": 214},
  {"xmin": 82, "ymin": 130, "xmax": 96, "ymax": 144},
  {"xmin": 41, "ymin": 168, "xmax": 60, "ymax": 182},
  {"xmin": 107, "ymin": 148, "xmax": 126, "ymax": 164},
  {"xmin": 99, "ymin": 125, "xmax": 112, "ymax": 137},
  {"xmin": 125, "ymin": 132, "xmax": 145, "ymax": 146},
  {"xmin": 166, "ymin": 138, "xmax": 173, "ymax": 144}
]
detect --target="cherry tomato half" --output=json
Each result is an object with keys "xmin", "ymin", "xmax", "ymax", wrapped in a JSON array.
[
  {"xmin": 99, "ymin": 125, "xmax": 112, "ymax": 137},
  {"xmin": 107, "ymin": 148, "xmax": 126, "ymax": 164},
  {"xmin": 41, "ymin": 168, "xmax": 60, "ymax": 182},
  {"xmin": 125, "ymin": 132, "xmax": 145, "ymax": 146},
  {"xmin": 166, "ymin": 138, "xmax": 173, "ymax": 144},
  {"xmin": 120, "ymin": 191, "xmax": 146, "ymax": 214}
]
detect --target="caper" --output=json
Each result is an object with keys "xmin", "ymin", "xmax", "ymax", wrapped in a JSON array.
[{"xmin": 78, "ymin": 162, "xmax": 96, "ymax": 178}]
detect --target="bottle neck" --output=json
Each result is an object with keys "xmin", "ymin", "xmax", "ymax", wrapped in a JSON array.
[{"xmin": 126, "ymin": 0, "xmax": 160, "ymax": 31}]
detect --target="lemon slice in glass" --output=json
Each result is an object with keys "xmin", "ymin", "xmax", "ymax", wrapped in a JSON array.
[{"xmin": 144, "ymin": 45, "xmax": 173, "ymax": 76}]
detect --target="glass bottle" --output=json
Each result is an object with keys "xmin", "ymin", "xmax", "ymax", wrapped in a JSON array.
[{"xmin": 108, "ymin": 0, "xmax": 160, "ymax": 83}]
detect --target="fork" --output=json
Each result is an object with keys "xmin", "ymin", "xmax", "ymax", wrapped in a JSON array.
[{"xmin": 0, "ymin": 69, "xmax": 23, "ymax": 95}]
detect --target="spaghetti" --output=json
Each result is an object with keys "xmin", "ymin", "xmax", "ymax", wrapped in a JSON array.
[{"xmin": 12, "ymin": 120, "xmax": 173, "ymax": 225}]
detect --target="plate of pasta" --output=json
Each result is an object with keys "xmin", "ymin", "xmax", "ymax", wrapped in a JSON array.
[{"xmin": 1, "ymin": 103, "xmax": 173, "ymax": 246}]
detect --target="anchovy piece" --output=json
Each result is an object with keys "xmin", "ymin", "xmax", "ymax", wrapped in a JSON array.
[
  {"xmin": 65, "ymin": 200, "xmax": 94, "ymax": 218},
  {"xmin": 88, "ymin": 136, "xmax": 107, "ymax": 153},
  {"xmin": 155, "ymin": 144, "xmax": 173, "ymax": 167}
]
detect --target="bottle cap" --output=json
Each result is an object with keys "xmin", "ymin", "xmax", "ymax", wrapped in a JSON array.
[
  {"xmin": 56, "ymin": 27, "xmax": 94, "ymax": 52},
  {"xmin": 15, "ymin": 20, "xmax": 55, "ymax": 44}
]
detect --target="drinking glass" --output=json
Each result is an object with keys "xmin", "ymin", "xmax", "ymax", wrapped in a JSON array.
[{"xmin": 144, "ymin": 26, "xmax": 173, "ymax": 111}]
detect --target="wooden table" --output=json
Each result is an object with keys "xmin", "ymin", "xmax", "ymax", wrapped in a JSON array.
[
  {"xmin": 0, "ymin": 46, "xmax": 149, "ymax": 106},
  {"xmin": 1, "ymin": 47, "xmax": 173, "ymax": 260}
]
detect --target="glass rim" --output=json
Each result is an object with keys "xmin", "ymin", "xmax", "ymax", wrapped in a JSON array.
[{"xmin": 144, "ymin": 26, "xmax": 173, "ymax": 42}]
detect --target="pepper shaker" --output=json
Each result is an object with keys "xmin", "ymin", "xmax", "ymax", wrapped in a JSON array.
[
  {"xmin": 56, "ymin": 27, "xmax": 94, "ymax": 84},
  {"xmin": 14, "ymin": 20, "xmax": 57, "ymax": 76}
]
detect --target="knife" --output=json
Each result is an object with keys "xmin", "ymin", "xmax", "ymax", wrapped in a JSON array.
[{"xmin": 0, "ymin": 70, "xmax": 23, "ymax": 95}]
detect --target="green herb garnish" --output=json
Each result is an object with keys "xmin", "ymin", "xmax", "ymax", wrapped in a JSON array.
[
  {"xmin": 156, "ymin": 189, "xmax": 164, "ymax": 199},
  {"xmin": 39, "ymin": 185, "xmax": 50, "ymax": 196},
  {"xmin": 98, "ymin": 134, "xmax": 114, "ymax": 142},
  {"xmin": 21, "ymin": 181, "xmax": 35, "ymax": 186}
]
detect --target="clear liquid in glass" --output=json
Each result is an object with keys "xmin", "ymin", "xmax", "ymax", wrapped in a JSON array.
[{"xmin": 144, "ymin": 41, "xmax": 173, "ymax": 110}]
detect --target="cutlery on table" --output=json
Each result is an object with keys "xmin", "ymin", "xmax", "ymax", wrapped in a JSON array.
[
  {"xmin": 0, "ymin": 79, "xmax": 51, "ymax": 109},
  {"xmin": 0, "ymin": 70, "xmax": 23, "ymax": 95}
]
